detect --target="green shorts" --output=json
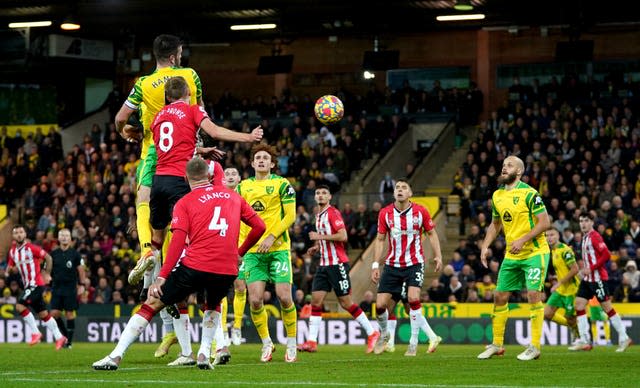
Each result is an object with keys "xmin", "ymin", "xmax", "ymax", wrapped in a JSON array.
[
  {"xmin": 237, "ymin": 261, "xmax": 246, "ymax": 281},
  {"xmin": 547, "ymin": 292, "xmax": 576, "ymax": 316},
  {"xmin": 496, "ymin": 253, "xmax": 550, "ymax": 292},
  {"xmin": 136, "ymin": 144, "xmax": 157, "ymax": 189},
  {"xmin": 589, "ymin": 305, "xmax": 607, "ymax": 321},
  {"xmin": 243, "ymin": 250, "xmax": 292, "ymax": 284}
]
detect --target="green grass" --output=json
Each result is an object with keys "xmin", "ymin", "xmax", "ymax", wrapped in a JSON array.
[{"xmin": 0, "ymin": 343, "xmax": 637, "ymax": 387}]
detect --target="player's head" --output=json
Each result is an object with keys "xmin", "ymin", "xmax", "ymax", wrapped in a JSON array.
[
  {"xmin": 153, "ymin": 34, "xmax": 182, "ymax": 66},
  {"xmin": 250, "ymin": 143, "xmax": 277, "ymax": 174},
  {"xmin": 186, "ymin": 157, "xmax": 210, "ymax": 186},
  {"xmin": 546, "ymin": 228, "xmax": 560, "ymax": 247},
  {"xmin": 393, "ymin": 178, "xmax": 413, "ymax": 202},
  {"xmin": 224, "ymin": 167, "xmax": 241, "ymax": 189},
  {"xmin": 579, "ymin": 212, "xmax": 595, "ymax": 233},
  {"xmin": 58, "ymin": 228, "xmax": 72, "ymax": 247},
  {"xmin": 315, "ymin": 184, "xmax": 332, "ymax": 207},
  {"xmin": 165, "ymin": 76, "xmax": 190, "ymax": 102},
  {"xmin": 12, "ymin": 224, "xmax": 26, "ymax": 244},
  {"xmin": 499, "ymin": 155, "xmax": 524, "ymax": 185}
]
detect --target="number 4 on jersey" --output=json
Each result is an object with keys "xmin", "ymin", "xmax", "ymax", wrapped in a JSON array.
[{"xmin": 208, "ymin": 206, "xmax": 228, "ymax": 237}]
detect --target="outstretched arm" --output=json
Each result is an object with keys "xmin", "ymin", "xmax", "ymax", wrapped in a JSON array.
[{"xmin": 200, "ymin": 119, "xmax": 263, "ymax": 144}]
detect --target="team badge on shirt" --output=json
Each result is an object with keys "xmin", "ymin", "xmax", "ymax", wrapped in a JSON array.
[
  {"xmin": 266, "ymin": 186, "xmax": 274, "ymax": 194},
  {"xmin": 513, "ymin": 197, "xmax": 519, "ymax": 205}
]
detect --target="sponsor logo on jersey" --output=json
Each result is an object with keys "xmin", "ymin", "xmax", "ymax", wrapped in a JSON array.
[
  {"xmin": 503, "ymin": 210, "xmax": 513, "ymax": 222},
  {"xmin": 252, "ymin": 201, "xmax": 265, "ymax": 212}
]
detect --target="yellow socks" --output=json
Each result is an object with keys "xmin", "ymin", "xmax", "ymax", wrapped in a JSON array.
[
  {"xmin": 530, "ymin": 302, "xmax": 544, "ymax": 348},
  {"xmin": 492, "ymin": 304, "xmax": 509, "ymax": 347},
  {"xmin": 136, "ymin": 202, "xmax": 152, "ymax": 256},
  {"xmin": 250, "ymin": 305, "xmax": 270, "ymax": 340},
  {"xmin": 221, "ymin": 297, "xmax": 228, "ymax": 331},
  {"xmin": 551, "ymin": 311, "xmax": 568, "ymax": 326},
  {"xmin": 281, "ymin": 303, "xmax": 297, "ymax": 338},
  {"xmin": 233, "ymin": 290, "xmax": 247, "ymax": 329}
]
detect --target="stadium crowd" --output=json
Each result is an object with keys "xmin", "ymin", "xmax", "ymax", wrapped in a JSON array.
[
  {"xmin": 446, "ymin": 73, "xmax": 640, "ymax": 305},
  {"xmin": 0, "ymin": 81, "xmax": 471, "ymax": 308},
  {"xmin": 2, "ymin": 72, "xmax": 640, "ymax": 311}
]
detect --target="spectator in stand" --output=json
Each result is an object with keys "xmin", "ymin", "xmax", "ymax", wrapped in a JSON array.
[
  {"xmin": 350, "ymin": 203, "xmax": 373, "ymax": 249},
  {"xmin": 379, "ymin": 171, "xmax": 396, "ymax": 205}
]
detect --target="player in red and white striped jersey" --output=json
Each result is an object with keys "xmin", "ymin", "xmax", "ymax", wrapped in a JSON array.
[
  {"xmin": 570, "ymin": 212, "xmax": 632, "ymax": 352},
  {"xmin": 297, "ymin": 185, "xmax": 380, "ymax": 353},
  {"xmin": 370, "ymin": 179, "xmax": 443, "ymax": 356},
  {"xmin": 6, "ymin": 225, "xmax": 67, "ymax": 349}
]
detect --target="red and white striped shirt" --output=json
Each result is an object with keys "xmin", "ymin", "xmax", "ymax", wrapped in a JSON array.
[
  {"xmin": 7, "ymin": 242, "xmax": 48, "ymax": 288},
  {"xmin": 581, "ymin": 229, "xmax": 610, "ymax": 282},
  {"xmin": 378, "ymin": 202, "xmax": 435, "ymax": 268},
  {"xmin": 315, "ymin": 205, "xmax": 349, "ymax": 266}
]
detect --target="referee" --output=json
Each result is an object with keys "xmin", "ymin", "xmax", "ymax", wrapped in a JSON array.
[{"xmin": 50, "ymin": 228, "xmax": 86, "ymax": 349}]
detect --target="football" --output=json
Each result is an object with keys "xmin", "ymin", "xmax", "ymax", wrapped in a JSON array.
[{"xmin": 314, "ymin": 95, "xmax": 344, "ymax": 125}]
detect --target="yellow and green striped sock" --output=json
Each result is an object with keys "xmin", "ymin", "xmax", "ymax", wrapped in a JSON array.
[
  {"xmin": 281, "ymin": 303, "xmax": 297, "ymax": 338},
  {"xmin": 492, "ymin": 304, "xmax": 509, "ymax": 347},
  {"xmin": 233, "ymin": 290, "xmax": 247, "ymax": 329},
  {"xmin": 250, "ymin": 305, "xmax": 270, "ymax": 340},
  {"xmin": 530, "ymin": 302, "xmax": 544, "ymax": 348}
]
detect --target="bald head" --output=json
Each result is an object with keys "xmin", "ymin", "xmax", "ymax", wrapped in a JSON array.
[
  {"xmin": 499, "ymin": 155, "xmax": 524, "ymax": 185},
  {"xmin": 505, "ymin": 156, "xmax": 524, "ymax": 173}
]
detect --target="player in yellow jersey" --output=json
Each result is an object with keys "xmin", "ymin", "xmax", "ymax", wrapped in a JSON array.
[
  {"xmin": 236, "ymin": 143, "xmax": 297, "ymax": 363},
  {"xmin": 114, "ymin": 34, "xmax": 202, "ymax": 359},
  {"xmin": 544, "ymin": 228, "xmax": 580, "ymax": 343},
  {"xmin": 477, "ymin": 155, "xmax": 551, "ymax": 361}
]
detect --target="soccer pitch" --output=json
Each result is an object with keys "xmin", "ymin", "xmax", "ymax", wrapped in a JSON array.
[{"xmin": 0, "ymin": 343, "xmax": 636, "ymax": 387}]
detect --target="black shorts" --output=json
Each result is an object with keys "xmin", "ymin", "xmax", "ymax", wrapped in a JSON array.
[
  {"xmin": 18, "ymin": 285, "xmax": 46, "ymax": 313},
  {"xmin": 390, "ymin": 281, "xmax": 408, "ymax": 304},
  {"xmin": 312, "ymin": 263, "xmax": 352, "ymax": 297},
  {"xmin": 150, "ymin": 175, "xmax": 190, "ymax": 230},
  {"xmin": 576, "ymin": 279, "xmax": 611, "ymax": 302},
  {"xmin": 378, "ymin": 263, "xmax": 424, "ymax": 295},
  {"xmin": 160, "ymin": 265, "xmax": 235, "ymax": 309},
  {"xmin": 50, "ymin": 286, "xmax": 79, "ymax": 311}
]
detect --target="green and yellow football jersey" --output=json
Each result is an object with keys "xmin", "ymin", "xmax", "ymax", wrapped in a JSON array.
[
  {"xmin": 491, "ymin": 181, "xmax": 549, "ymax": 260},
  {"xmin": 551, "ymin": 242, "xmax": 579, "ymax": 295},
  {"xmin": 125, "ymin": 66, "xmax": 202, "ymax": 159},
  {"xmin": 237, "ymin": 174, "xmax": 296, "ymax": 253}
]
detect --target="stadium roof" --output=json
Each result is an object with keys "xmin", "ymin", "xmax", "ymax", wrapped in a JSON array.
[{"xmin": 1, "ymin": 0, "xmax": 639, "ymax": 45}]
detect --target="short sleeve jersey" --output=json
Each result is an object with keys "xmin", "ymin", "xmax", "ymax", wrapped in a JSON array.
[
  {"xmin": 551, "ymin": 242, "xmax": 579, "ymax": 296},
  {"xmin": 170, "ymin": 184, "xmax": 258, "ymax": 275},
  {"xmin": 50, "ymin": 247, "xmax": 83, "ymax": 288},
  {"xmin": 237, "ymin": 174, "xmax": 296, "ymax": 253},
  {"xmin": 125, "ymin": 66, "xmax": 202, "ymax": 159},
  {"xmin": 151, "ymin": 100, "xmax": 207, "ymax": 177},
  {"xmin": 491, "ymin": 181, "xmax": 549, "ymax": 260},
  {"xmin": 377, "ymin": 202, "xmax": 435, "ymax": 268},
  {"xmin": 315, "ymin": 205, "xmax": 349, "ymax": 266},
  {"xmin": 8, "ymin": 242, "xmax": 48, "ymax": 288}
]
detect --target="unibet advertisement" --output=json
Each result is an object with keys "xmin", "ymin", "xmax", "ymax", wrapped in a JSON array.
[{"xmin": 1, "ymin": 316, "xmax": 638, "ymax": 346}]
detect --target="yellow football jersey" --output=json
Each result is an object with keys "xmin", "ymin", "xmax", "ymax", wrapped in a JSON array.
[
  {"xmin": 237, "ymin": 174, "xmax": 296, "ymax": 253},
  {"xmin": 125, "ymin": 66, "xmax": 202, "ymax": 158},
  {"xmin": 491, "ymin": 181, "xmax": 549, "ymax": 260},
  {"xmin": 551, "ymin": 242, "xmax": 579, "ymax": 295}
]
